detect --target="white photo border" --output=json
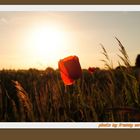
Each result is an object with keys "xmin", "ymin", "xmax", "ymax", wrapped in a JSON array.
[{"xmin": 0, "ymin": 5, "xmax": 140, "ymax": 129}]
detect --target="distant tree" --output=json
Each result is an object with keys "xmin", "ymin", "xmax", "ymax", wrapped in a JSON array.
[
  {"xmin": 134, "ymin": 54, "xmax": 140, "ymax": 94},
  {"xmin": 45, "ymin": 67, "xmax": 55, "ymax": 77},
  {"xmin": 135, "ymin": 54, "xmax": 140, "ymax": 68}
]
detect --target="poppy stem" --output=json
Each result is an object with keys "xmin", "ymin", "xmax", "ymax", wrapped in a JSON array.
[{"xmin": 64, "ymin": 85, "xmax": 67, "ymax": 93}]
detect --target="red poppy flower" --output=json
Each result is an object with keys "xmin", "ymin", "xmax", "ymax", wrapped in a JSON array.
[
  {"xmin": 58, "ymin": 56, "xmax": 82, "ymax": 85},
  {"xmin": 88, "ymin": 67, "xmax": 96, "ymax": 74}
]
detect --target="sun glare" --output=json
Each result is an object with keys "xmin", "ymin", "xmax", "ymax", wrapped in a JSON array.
[{"xmin": 25, "ymin": 23, "xmax": 70, "ymax": 68}]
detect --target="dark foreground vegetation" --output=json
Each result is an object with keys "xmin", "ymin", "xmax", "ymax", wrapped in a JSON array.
[{"xmin": 0, "ymin": 38, "xmax": 140, "ymax": 122}]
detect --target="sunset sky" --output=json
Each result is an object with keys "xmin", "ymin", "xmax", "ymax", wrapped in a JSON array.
[{"xmin": 0, "ymin": 11, "xmax": 140, "ymax": 70}]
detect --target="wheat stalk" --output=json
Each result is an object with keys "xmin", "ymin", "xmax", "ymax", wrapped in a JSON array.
[{"xmin": 12, "ymin": 80, "xmax": 35, "ymax": 121}]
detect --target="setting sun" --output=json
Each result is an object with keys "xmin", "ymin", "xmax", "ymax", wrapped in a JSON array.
[{"xmin": 24, "ymin": 23, "xmax": 70, "ymax": 68}]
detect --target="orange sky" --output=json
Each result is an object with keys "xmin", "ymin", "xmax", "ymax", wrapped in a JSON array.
[{"xmin": 0, "ymin": 12, "xmax": 140, "ymax": 70}]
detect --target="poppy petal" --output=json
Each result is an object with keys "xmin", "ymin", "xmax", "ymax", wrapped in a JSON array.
[
  {"xmin": 63, "ymin": 56, "xmax": 82, "ymax": 80},
  {"xmin": 58, "ymin": 59, "xmax": 75, "ymax": 85},
  {"xmin": 58, "ymin": 56, "xmax": 82, "ymax": 85}
]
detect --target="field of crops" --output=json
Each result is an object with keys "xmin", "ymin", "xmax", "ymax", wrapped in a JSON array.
[{"xmin": 0, "ymin": 39, "xmax": 140, "ymax": 122}]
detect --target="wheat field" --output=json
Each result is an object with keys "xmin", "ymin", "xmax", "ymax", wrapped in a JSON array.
[{"xmin": 0, "ymin": 38, "xmax": 140, "ymax": 122}]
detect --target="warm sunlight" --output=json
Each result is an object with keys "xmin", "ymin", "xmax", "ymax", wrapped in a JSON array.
[
  {"xmin": 1, "ymin": 12, "xmax": 140, "ymax": 70},
  {"xmin": 25, "ymin": 23, "xmax": 70, "ymax": 68}
]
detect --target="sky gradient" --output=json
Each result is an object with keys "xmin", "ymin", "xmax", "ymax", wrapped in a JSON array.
[{"xmin": 0, "ymin": 12, "xmax": 140, "ymax": 70}]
